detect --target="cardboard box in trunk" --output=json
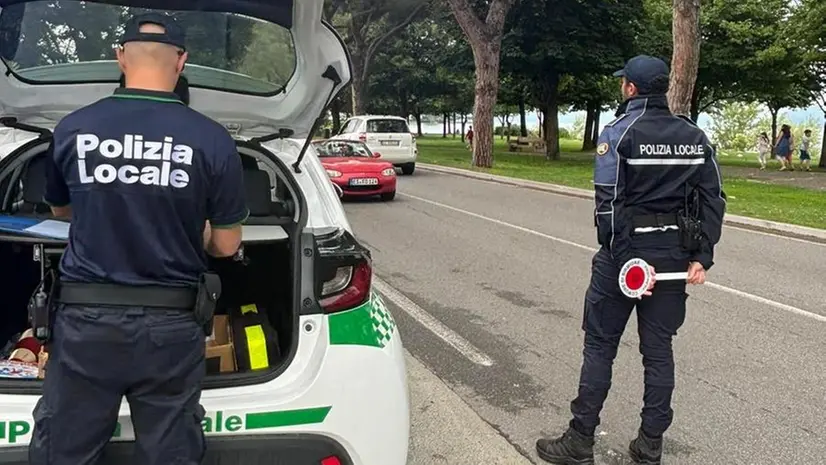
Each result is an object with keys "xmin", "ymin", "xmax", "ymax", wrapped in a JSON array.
[{"xmin": 206, "ymin": 315, "xmax": 236, "ymax": 374}]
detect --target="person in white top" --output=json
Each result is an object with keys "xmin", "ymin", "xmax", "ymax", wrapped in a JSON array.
[
  {"xmin": 799, "ymin": 129, "xmax": 812, "ymax": 172},
  {"xmin": 756, "ymin": 132, "xmax": 770, "ymax": 170}
]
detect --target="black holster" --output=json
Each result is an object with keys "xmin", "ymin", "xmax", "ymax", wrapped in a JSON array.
[
  {"xmin": 676, "ymin": 213, "xmax": 703, "ymax": 253},
  {"xmin": 677, "ymin": 185, "xmax": 704, "ymax": 253},
  {"xmin": 195, "ymin": 272, "xmax": 222, "ymax": 336}
]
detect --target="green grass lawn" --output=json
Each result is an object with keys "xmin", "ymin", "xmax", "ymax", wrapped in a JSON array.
[{"xmin": 417, "ymin": 136, "xmax": 826, "ymax": 230}]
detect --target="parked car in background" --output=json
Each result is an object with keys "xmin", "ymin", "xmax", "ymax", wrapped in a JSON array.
[
  {"xmin": 314, "ymin": 140, "xmax": 397, "ymax": 201},
  {"xmin": 335, "ymin": 115, "xmax": 417, "ymax": 175}
]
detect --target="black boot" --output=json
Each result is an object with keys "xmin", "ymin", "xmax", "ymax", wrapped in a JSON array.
[
  {"xmin": 628, "ymin": 429, "xmax": 663, "ymax": 464},
  {"xmin": 536, "ymin": 427, "xmax": 595, "ymax": 464}
]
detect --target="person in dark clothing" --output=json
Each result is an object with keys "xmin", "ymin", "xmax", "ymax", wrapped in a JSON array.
[
  {"xmin": 535, "ymin": 55, "xmax": 726, "ymax": 465},
  {"xmin": 31, "ymin": 13, "xmax": 248, "ymax": 465}
]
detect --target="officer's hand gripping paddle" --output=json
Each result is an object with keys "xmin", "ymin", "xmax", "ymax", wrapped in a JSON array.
[{"xmin": 618, "ymin": 258, "xmax": 688, "ymax": 299}]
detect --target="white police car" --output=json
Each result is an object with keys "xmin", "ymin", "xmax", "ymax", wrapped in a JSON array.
[{"xmin": 0, "ymin": 1, "xmax": 409, "ymax": 464}]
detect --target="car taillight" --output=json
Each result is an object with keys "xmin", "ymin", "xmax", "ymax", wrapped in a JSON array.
[
  {"xmin": 319, "ymin": 259, "xmax": 372, "ymax": 313},
  {"xmin": 358, "ymin": 132, "xmax": 367, "ymax": 143}
]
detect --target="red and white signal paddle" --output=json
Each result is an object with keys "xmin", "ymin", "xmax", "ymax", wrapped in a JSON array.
[{"xmin": 618, "ymin": 258, "xmax": 688, "ymax": 299}]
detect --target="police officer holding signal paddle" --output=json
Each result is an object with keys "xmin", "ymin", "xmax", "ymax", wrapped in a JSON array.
[
  {"xmin": 536, "ymin": 55, "xmax": 726, "ymax": 465},
  {"xmin": 32, "ymin": 13, "xmax": 248, "ymax": 465}
]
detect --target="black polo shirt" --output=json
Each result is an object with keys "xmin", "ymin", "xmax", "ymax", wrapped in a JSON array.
[{"xmin": 44, "ymin": 88, "xmax": 249, "ymax": 287}]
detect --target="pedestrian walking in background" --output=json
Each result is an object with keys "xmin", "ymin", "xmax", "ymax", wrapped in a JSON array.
[
  {"xmin": 799, "ymin": 129, "xmax": 812, "ymax": 171},
  {"xmin": 756, "ymin": 132, "xmax": 770, "ymax": 170},
  {"xmin": 775, "ymin": 124, "xmax": 794, "ymax": 171}
]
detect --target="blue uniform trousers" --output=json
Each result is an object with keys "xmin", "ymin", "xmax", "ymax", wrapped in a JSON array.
[
  {"xmin": 29, "ymin": 305, "xmax": 206, "ymax": 465},
  {"xmin": 571, "ymin": 232, "xmax": 689, "ymax": 438}
]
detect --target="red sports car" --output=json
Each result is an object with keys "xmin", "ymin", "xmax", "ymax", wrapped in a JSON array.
[{"xmin": 314, "ymin": 139, "xmax": 397, "ymax": 201}]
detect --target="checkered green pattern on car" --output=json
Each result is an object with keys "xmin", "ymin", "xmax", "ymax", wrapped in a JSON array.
[{"xmin": 328, "ymin": 292, "xmax": 397, "ymax": 348}]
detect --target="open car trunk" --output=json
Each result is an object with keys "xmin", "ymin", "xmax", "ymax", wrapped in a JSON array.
[{"xmin": 0, "ymin": 135, "xmax": 304, "ymax": 392}]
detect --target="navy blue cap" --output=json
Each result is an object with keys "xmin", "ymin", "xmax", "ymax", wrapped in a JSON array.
[
  {"xmin": 120, "ymin": 13, "xmax": 186, "ymax": 51},
  {"xmin": 613, "ymin": 55, "xmax": 669, "ymax": 91}
]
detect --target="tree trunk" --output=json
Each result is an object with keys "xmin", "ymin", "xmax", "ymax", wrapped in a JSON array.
[
  {"xmin": 399, "ymin": 92, "xmax": 410, "ymax": 120},
  {"xmin": 447, "ymin": 0, "xmax": 515, "ymax": 168},
  {"xmin": 668, "ymin": 0, "xmax": 701, "ymax": 116},
  {"xmin": 537, "ymin": 110, "xmax": 543, "ymax": 139},
  {"xmin": 443, "ymin": 113, "xmax": 448, "ymax": 138},
  {"xmin": 506, "ymin": 115, "xmax": 512, "ymax": 142},
  {"xmin": 689, "ymin": 85, "xmax": 701, "ymax": 122},
  {"xmin": 540, "ymin": 74, "xmax": 561, "ymax": 160},
  {"xmin": 466, "ymin": 43, "xmax": 502, "ymax": 167},
  {"xmin": 461, "ymin": 115, "xmax": 468, "ymax": 143},
  {"xmin": 544, "ymin": 106, "xmax": 560, "ymax": 160},
  {"xmin": 583, "ymin": 104, "xmax": 595, "ymax": 150},
  {"xmin": 330, "ymin": 97, "xmax": 343, "ymax": 135},
  {"xmin": 519, "ymin": 99, "xmax": 528, "ymax": 137},
  {"xmin": 770, "ymin": 107, "xmax": 779, "ymax": 157},
  {"xmin": 591, "ymin": 111, "xmax": 601, "ymax": 144},
  {"xmin": 820, "ymin": 117, "xmax": 826, "ymax": 168},
  {"xmin": 414, "ymin": 111, "xmax": 423, "ymax": 137},
  {"xmin": 350, "ymin": 52, "xmax": 367, "ymax": 115},
  {"xmin": 452, "ymin": 113, "xmax": 458, "ymax": 138}
]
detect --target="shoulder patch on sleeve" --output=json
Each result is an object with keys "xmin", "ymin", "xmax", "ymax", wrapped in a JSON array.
[
  {"xmin": 596, "ymin": 142, "xmax": 610, "ymax": 156},
  {"xmin": 604, "ymin": 113, "xmax": 628, "ymax": 128}
]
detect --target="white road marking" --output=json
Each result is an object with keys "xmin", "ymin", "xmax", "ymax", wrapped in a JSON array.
[
  {"xmin": 418, "ymin": 167, "xmax": 826, "ymax": 247},
  {"xmin": 373, "ymin": 276, "xmax": 495, "ymax": 367},
  {"xmin": 400, "ymin": 192, "xmax": 826, "ymax": 324},
  {"xmin": 401, "ymin": 194, "xmax": 595, "ymax": 253},
  {"xmin": 704, "ymin": 282, "xmax": 826, "ymax": 323}
]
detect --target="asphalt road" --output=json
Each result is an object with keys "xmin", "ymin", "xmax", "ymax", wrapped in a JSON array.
[{"xmin": 345, "ymin": 169, "xmax": 826, "ymax": 465}]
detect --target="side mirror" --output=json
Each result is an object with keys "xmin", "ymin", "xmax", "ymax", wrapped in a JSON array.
[
  {"xmin": 372, "ymin": 152, "xmax": 381, "ymax": 158},
  {"xmin": 332, "ymin": 183, "xmax": 344, "ymax": 198}
]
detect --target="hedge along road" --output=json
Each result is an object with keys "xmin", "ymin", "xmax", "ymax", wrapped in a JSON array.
[{"xmin": 344, "ymin": 169, "xmax": 826, "ymax": 464}]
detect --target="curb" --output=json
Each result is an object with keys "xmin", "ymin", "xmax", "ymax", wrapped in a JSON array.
[{"xmin": 417, "ymin": 163, "xmax": 826, "ymax": 243}]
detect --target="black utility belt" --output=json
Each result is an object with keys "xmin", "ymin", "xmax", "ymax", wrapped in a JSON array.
[
  {"xmin": 56, "ymin": 282, "xmax": 197, "ymax": 310},
  {"xmin": 632, "ymin": 213, "xmax": 679, "ymax": 229}
]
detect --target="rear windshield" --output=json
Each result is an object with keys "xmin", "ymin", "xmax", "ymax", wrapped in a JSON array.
[
  {"xmin": 366, "ymin": 119, "xmax": 409, "ymax": 134},
  {"xmin": 0, "ymin": 1, "xmax": 296, "ymax": 95}
]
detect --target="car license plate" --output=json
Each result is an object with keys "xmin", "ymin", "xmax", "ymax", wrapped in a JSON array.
[
  {"xmin": 380, "ymin": 140, "xmax": 400, "ymax": 146},
  {"xmin": 349, "ymin": 178, "xmax": 379, "ymax": 186}
]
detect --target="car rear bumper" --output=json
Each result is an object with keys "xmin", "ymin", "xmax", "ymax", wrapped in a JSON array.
[
  {"xmin": 333, "ymin": 177, "xmax": 396, "ymax": 197},
  {"xmin": 372, "ymin": 149, "xmax": 416, "ymax": 164},
  {"xmin": 0, "ymin": 434, "xmax": 353, "ymax": 465}
]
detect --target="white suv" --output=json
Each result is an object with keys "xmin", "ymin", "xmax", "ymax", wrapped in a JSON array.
[
  {"xmin": 336, "ymin": 116, "xmax": 418, "ymax": 175},
  {"xmin": 0, "ymin": 1, "xmax": 409, "ymax": 464}
]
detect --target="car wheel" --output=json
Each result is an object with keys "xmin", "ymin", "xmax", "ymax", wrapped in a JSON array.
[
  {"xmin": 381, "ymin": 191, "xmax": 396, "ymax": 201},
  {"xmin": 400, "ymin": 163, "xmax": 415, "ymax": 175}
]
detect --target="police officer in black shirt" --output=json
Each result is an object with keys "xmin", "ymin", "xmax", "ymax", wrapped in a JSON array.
[
  {"xmin": 536, "ymin": 55, "xmax": 726, "ymax": 464},
  {"xmin": 32, "ymin": 14, "xmax": 248, "ymax": 465}
]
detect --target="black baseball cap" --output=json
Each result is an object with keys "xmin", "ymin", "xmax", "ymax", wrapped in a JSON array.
[
  {"xmin": 119, "ymin": 13, "xmax": 186, "ymax": 51},
  {"xmin": 613, "ymin": 55, "xmax": 669, "ymax": 92}
]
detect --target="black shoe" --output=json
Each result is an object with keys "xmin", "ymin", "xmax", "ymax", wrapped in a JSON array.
[
  {"xmin": 629, "ymin": 429, "xmax": 663, "ymax": 464},
  {"xmin": 536, "ymin": 427, "xmax": 595, "ymax": 464}
]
